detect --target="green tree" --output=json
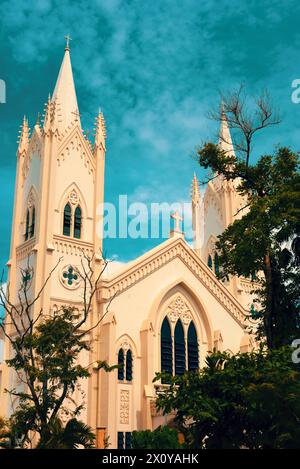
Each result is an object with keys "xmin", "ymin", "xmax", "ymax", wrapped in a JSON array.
[
  {"xmin": 154, "ymin": 347, "xmax": 300, "ymax": 449},
  {"xmin": 132, "ymin": 426, "xmax": 183, "ymax": 449},
  {"xmin": 0, "ymin": 253, "xmax": 116, "ymax": 448},
  {"xmin": 197, "ymin": 89, "xmax": 300, "ymax": 348}
]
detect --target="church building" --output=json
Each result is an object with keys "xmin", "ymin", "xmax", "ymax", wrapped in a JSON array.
[{"xmin": 0, "ymin": 44, "xmax": 256, "ymax": 449}]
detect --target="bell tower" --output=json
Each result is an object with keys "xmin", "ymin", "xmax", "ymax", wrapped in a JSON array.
[{"xmin": 1, "ymin": 41, "xmax": 106, "ymax": 419}]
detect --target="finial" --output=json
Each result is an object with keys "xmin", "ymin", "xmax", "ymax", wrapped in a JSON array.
[
  {"xmin": 17, "ymin": 115, "xmax": 30, "ymax": 157},
  {"xmin": 64, "ymin": 34, "xmax": 72, "ymax": 51},
  {"xmin": 94, "ymin": 110, "xmax": 106, "ymax": 151}
]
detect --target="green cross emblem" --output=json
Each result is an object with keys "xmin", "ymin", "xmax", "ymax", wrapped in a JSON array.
[{"xmin": 63, "ymin": 266, "xmax": 78, "ymax": 286}]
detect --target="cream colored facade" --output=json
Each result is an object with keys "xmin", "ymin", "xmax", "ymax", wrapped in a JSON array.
[{"xmin": 0, "ymin": 46, "xmax": 256, "ymax": 448}]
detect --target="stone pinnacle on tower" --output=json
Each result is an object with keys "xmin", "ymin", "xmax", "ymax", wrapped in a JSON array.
[
  {"xmin": 191, "ymin": 172, "xmax": 200, "ymax": 205},
  {"xmin": 17, "ymin": 116, "xmax": 30, "ymax": 157},
  {"xmin": 94, "ymin": 109, "xmax": 106, "ymax": 152}
]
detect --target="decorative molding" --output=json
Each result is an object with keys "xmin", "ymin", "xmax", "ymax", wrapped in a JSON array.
[
  {"xmin": 119, "ymin": 390, "xmax": 130, "ymax": 425},
  {"xmin": 56, "ymin": 127, "xmax": 95, "ymax": 181},
  {"xmin": 98, "ymin": 238, "xmax": 250, "ymax": 328},
  {"xmin": 68, "ymin": 188, "xmax": 79, "ymax": 206},
  {"xmin": 166, "ymin": 295, "xmax": 192, "ymax": 325},
  {"xmin": 53, "ymin": 234, "xmax": 94, "ymax": 257},
  {"xmin": 22, "ymin": 138, "xmax": 42, "ymax": 183},
  {"xmin": 16, "ymin": 239, "xmax": 36, "ymax": 261}
]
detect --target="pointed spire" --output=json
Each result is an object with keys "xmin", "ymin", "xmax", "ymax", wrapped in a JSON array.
[
  {"xmin": 219, "ymin": 103, "xmax": 235, "ymax": 157},
  {"xmin": 17, "ymin": 116, "xmax": 30, "ymax": 157},
  {"xmin": 191, "ymin": 172, "xmax": 200, "ymax": 204},
  {"xmin": 94, "ymin": 110, "xmax": 106, "ymax": 152},
  {"xmin": 52, "ymin": 43, "xmax": 80, "ymax": 131}
]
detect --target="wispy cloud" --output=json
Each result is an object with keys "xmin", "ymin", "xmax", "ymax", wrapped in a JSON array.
[{"xmin": 1, "ymin": 0, "xmax": 300, "ymax": 271}]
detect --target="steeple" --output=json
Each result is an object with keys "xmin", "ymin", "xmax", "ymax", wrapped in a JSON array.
[
  {"xmin": 191, "ymin": 172, "xmax": 200, "ymax": 205},
  {"xmin": 17, "ymin": 116, "xmax": 30, "ymax": 157},
  {"xmin": 52, "ymin": 42, "xmax": 80, "ymax": 131},
  {"xmin": 218, "ymin": 105, "xmax": 235, "ymax": 157}
]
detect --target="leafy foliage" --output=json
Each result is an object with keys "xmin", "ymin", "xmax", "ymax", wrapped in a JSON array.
[
  {"xmin": 198, "ymin": 139, "xmax": 300, "ymax": 348},
  {"xmin": 132, "ymin": 426, "xmax": 183, "ymax": 449},
  {"xmin": 154, "ymin": 348, "xmax": 300, "ymax": 449},
  {"xmin": 36, "ymin": 418, "xmax": 95, "ymax": 449},
  {"xmin": 4, "ymin": 307, "xmax": 93, "ymax": 447}
]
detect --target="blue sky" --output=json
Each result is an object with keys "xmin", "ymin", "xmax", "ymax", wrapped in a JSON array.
[{"xmin": 1, "ymin": 0, "xmax": 300, "ymax": 275}]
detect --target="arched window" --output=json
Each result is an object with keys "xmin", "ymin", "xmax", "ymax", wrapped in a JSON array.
[
  {"xmin": 74, "ymin": 206, "xmax": 82, "ymax": 239},
  {"xmin": 214, "ymin": 253, "xmax": 219, "ymax": 276},
  {"xmin": 25, "ymin": 209, "xmax": 30, "ymax": 241},
  {"xmin": 188, "ymin": 321, "xmax": 199, "ymax": 371},
  {"xmin": 63, "ymin": 203, "xmax": 71, "ymax": 236},
  {"xmin": 118, "ymin": 349, "xmax": 124, "ymax": 381},
  {"xmin": 126, "ymin": 349, "xmax": 133, "ymax": 381},
  {"xmin": 161, "ymin": 317, "xmax": 172, "ymax": 381},
  {"xmin": 208, "ymin": 254, "xmax": 213, "ymax": 270},
  {"xmin": 30, "ymin": 206, "xmax": 35, "ymax": 238},
  {"xmin": 174, "ymin": 319, "xmax": 185, "ymax": 376}
]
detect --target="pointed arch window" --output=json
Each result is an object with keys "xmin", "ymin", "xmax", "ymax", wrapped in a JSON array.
[
  {"xmin": 188, "ymin": 321, "xmax": 199, "ymax": 371},
  {"xmin": 74, "ymin": 206, "xmax": 82, "ymax": 239},
  {"xmin": 208, "ymin": 254, "xmax": 213, "ymax": 270},
  {"xmin": 30, "ymin": 206, "xmax": 35, "ymax": 238},
  {"xmin": 161, "ymin": 314, "xmax": 199, "ymax": 379},
  {"xmin": 126, "ymin": 350, "xmax": 133, "ymax": 381},
  {"xmin": 161, "ymin": 317, "xmax": 172, "ymax": 382},
  {"xmin": 214, "ymin": 253, "xmax": 219, "ymax": 276},
  {"xmin": 118, "ymin": 349, "xmax": 124, "ymax": 381},
  {"xmin": 25, "ymin": 209, "xmax": 30, "ymax": 241},
  {"xmin": 174, "ymin": 319, "xmax": 185, "ymax": 376},
  {"xmin": 118, "ymin": 347, "xmax": 133, "ymax": 382},
  {"xmin": 63, "ymin": 203, "xmax": 71, "ymax": 236}
]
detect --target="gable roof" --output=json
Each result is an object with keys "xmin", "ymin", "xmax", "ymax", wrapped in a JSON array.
[{"xmin": 98, "ymin": 236, "xmax": 250, "ymax": 327}]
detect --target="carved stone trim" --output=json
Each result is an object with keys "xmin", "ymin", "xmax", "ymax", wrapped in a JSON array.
[
  {"xmin": 119, "ymin": 390, "xmax": 130, "ymax": 425},
  {"xmin": 166, "ymin": 295, "xmax": 192, "ymax": 326},
  {"xmin": 53, "ymin": 234, "xmax": 94, "ymax": 257}
]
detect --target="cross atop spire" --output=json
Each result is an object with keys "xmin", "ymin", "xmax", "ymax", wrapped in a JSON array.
[
  {"xmin": 65, "ymin": 34, "xmax": 72, "ymax": 51},
  {"xmin": 52, "ymin": 41, "xmax": 80, "ymax": 131}
]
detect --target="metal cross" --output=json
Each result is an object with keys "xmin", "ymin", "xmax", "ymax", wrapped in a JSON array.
[{"xmin": 65, "ymin": 34, "xmax": 72, "ymax": 50}]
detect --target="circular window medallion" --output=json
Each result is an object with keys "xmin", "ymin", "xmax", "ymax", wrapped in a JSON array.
[{"xmin": 60, "ymin": 265, "xmax": 81, "ymax": 289}]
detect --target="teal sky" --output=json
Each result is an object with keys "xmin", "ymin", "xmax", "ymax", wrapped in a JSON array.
[{"xmin": 1, "ymin": 0, "xmax": 300, "ymax": 274}]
